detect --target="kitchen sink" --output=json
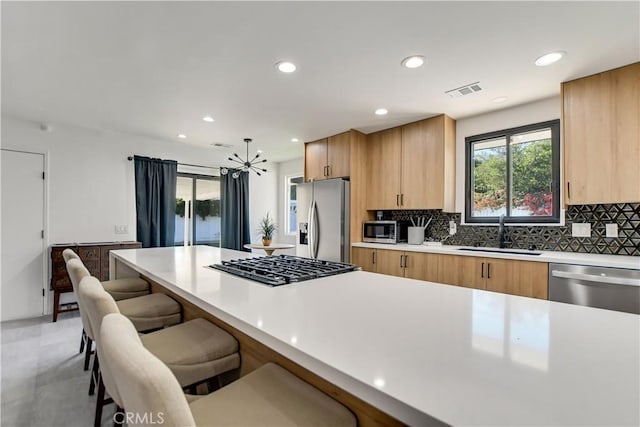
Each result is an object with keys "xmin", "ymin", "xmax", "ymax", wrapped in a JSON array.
[{"xmin": 457, "ymin": 247, "xmax": 542, "ymax": 256}]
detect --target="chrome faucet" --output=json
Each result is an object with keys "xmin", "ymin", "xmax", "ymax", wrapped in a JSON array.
[{"xmin": 498, "ymin": 214, "xmax": 507, "ymax": 248}]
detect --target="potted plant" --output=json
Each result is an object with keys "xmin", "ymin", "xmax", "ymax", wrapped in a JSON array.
[{"xmin": 257, "ymin": 212, "xmax": 277, "ymax": 246}]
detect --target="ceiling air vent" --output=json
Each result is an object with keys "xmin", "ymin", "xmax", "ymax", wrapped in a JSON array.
[
  {"xmin": 211, "ymin": 142, "xmax": 234, "ymax": 149},
  {"xmin": 445, "ymin": 82, "xmax": 483, "ymax": 98}
]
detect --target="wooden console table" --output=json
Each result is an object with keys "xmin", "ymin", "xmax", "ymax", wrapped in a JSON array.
[{"xmin": 50, "ymin": 241, "xmax": 141, "ymax": 321}]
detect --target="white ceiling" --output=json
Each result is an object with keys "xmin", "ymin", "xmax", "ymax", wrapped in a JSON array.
[{"xmin": 2, "ymin": 1, "xmax": 639, "ymax": 162}]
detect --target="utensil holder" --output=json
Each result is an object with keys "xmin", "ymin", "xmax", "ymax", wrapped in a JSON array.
[{"xmin": 408, "ymin": 226, "xmax": 426, "ymax": 245}]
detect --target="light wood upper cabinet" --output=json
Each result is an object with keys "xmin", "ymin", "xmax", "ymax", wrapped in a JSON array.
[
  {"xmin": 366, "ymin": 128, "xmax": 402, "ymax": 209},
  {"xmin": 304, "ymin": 138, "xmax": 328, "ymax": 182},
  {"xmin": 562, "ymin": 62, "xmax": 640, "ymax": 204},
  {"xmin": 351, "ymin": 247, "xmax": 377, "ymax": 273},
  {"xmin": 304, "ymin": 131, "xmax": 352, "ymax": 182},
  {"xmin": 366, "ymin": 115, "xmax": 456, "ymax": 210},
  {"xmin": 327, "ymin": 132, "xmax": 351, "ymax": 178}
]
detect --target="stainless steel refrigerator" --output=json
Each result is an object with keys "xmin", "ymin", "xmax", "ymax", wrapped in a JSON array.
[{"xmin": 296, "ymin": 179, "xmax": 350, "ymax": 263}]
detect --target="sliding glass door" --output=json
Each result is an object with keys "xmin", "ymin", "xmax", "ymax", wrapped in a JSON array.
[{"xmin": 175, "ymin": 173, "xmax": 221, "ymax": 247}]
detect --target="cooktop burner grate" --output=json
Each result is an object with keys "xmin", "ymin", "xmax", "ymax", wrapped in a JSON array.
[{"xmin": 210, "ymin": 255, "xmax": 358, "ymax": 286}]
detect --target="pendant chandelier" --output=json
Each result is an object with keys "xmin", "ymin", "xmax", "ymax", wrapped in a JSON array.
[{"xmin": 220, "ymin": 138, "xmax": 267, "ymax": 178}]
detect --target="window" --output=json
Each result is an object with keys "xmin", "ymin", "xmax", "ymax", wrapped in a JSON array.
[
  {"xmin": 465, "ymin": 119, "xmax": 560, "ymax": 224},
  {"xmin": 285, "ymin": 175, "xmax": 304, "ymax": 235},
  {"xmin": 175, "ymin": 173, "xmax": 221, "ymax": 247}
]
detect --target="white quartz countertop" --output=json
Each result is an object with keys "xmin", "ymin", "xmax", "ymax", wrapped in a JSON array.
[
  {"xmin": 353, "ymin": 242, "xmax": 640, "ymax": 270},
  {"xmin": 111, "ymin": 246, "xmax": 640, "ymax": 426}
]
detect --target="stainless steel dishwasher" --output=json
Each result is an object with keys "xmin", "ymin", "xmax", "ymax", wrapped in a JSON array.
[{"xmin": 549, "ymin": 263, "xmax": 640, "ymax": 314}]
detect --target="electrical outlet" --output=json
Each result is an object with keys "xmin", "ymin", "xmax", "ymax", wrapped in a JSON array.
[
  {"xmin": 114, "ymin": 225, "xmax": 129, "ymax": 234},
  {"xmin": 605, "ymin": 223, "xmax": 618, "ymax": 238},
  {"xmin": 449, "ymin": 221, "xmax": 457, "ymax": 235},
  {"xmin": 571, "ymin": 223, "xmax": 591, "ymax": 237}
]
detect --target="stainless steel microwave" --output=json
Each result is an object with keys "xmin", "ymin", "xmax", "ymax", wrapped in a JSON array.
[{"xmin": 362, "ymin": 221, "xmax": 407, "ymax": 244}]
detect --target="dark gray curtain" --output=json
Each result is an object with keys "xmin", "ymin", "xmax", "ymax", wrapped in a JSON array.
[
  {"xmin": 221, "ymin": 169, "xmax": 251, "ymax": 251},
  {"xmin": 134, "ymin": 155, "xmax": 177, "ymax": 248}
]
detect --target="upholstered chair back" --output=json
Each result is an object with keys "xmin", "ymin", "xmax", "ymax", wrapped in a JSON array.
[
  {"xmin": 78, "ymin": 276, "xmax": 123, "ymax": 407},
  {"xmin": 100, "ymin": 313, "xmax": 196, "ymax": 427},
  {"xmin": 65, "ymin": 258, "xmax": 93, "ymax": 338},
  {"xmin": 62, "ymin": 248, "xmax": 80, "ymax": 263}
]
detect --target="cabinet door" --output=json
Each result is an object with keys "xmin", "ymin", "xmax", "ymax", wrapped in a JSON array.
[
  {"xmin": 351, "ymin": 247, "xmax": 377, "ymax": 273},
  {"xmin": 485, "ymin": 259, "xmax": 548, "ymax": 299},
  {"xmin": 304, "ymin": 139, "xmax": 328, "ymax": 182},
  {"xmin": 327, "ymin": 132, "xmax": 351, "ymax": 178},
  {"xmin": 404, "ymin": 252, "xmax": 438, "ymax": 282},
  {"xmin": 375, "ymin": 249, "xmax": 405, "ymax": 277},
  {"xmin": 563, "ymin": 63, "xmax": 640, "ymax": 204},
  {"xmin": 401, "ymin": 117, "xmax": 445, "ymax": 209},
  {"xmin": 366, "ymin": 128, "xmax": 402, "ymax": 210},
  {"xmin": 437, "ymin": 254, "xmax": 484, "ymax": 289}
]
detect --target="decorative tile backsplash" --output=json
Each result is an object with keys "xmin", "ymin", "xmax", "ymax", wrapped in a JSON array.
[{"xmin": 389, "ymin": 203, "xmax": 639, "ymax": 256}]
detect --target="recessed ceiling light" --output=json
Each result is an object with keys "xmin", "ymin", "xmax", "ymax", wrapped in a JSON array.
[
  {"xmin": 177, "ymin": 133, "xmax": 187, "ymax": 139},
  {"xmin": 291, "ymin": 138, "xmax": 299, "ymax": 143},
  {"xmin": 535, "ymin": 51, "xmax": 565, "ymax": 67},
  {"xmin": 375, "ymin": 108, "xmax": 388, "ymax": 116},
  {"xmin": 202, "ymin": 116, "xmax": 214, "ymax": 122},
  {"xmin": 401, "ymin": 55, "xmax": 425, "ymax": 69},
  {"xmin": 276, "ymin": 61, "xmax": 296, "ymax": 73},
  {"xmin": 492, "ymin": 96, "xmax": 508, "ymax": 103}
]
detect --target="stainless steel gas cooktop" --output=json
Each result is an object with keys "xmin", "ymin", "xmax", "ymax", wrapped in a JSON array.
[{"xmin": 210, "ymin": 255, "xmax": 358, "ymax": 286}]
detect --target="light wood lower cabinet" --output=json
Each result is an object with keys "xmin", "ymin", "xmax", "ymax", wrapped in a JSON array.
[
  {"xmin": 351, "ymin": 247, "xmax": 438, "ymax": 281},
  {"xmin": 437, "ymin": 254, "xmax": 548, "ymax": 299},
  {"xmin": 352, "ymin": 248, "xmax": 548, "ymax": 299},
  {"xmin": 351, "ymin": 247, "xmax": 377, "ymax": 272}
]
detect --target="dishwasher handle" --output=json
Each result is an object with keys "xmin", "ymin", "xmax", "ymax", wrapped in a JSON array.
[{"xmin": 551, "ymin": 270, "xmax": 640, "ymax": 287}]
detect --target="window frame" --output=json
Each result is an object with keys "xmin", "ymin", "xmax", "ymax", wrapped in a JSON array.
[
  {"xmin": 464, "ymin": 119, "xmax": 561, "ymax": 225},
  {"xmin": 284, "ymin": 173, "xmax": 304, "ymax": 236}
]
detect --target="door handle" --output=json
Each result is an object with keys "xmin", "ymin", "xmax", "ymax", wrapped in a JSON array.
[{"xmin": 481, "ymin": 262, "xmax": 485, "ymax": 278}]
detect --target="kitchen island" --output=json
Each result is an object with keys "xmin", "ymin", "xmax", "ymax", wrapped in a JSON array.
[{"xmin": 110, "ymin": 246, "xmax": 639, "ymax": 426}]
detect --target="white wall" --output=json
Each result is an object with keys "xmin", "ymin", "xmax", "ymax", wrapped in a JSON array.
[
  {"xmin": 454, "ymin": 96, "xmax": 561, "ymax": 213},
  {"xmin": 275, "ymin": 158, "xmax": 304, "ymax": 255},
  {"xmin": 248, "ymin": 163, "xmax": 279, "ymax": 248},
  {"xmin": 1, "ymin": 115, "xmax": 280, "ymax": 309}
]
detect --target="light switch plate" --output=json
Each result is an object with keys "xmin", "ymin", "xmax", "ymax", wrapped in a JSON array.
[
  {"xmin": 114, "ymin": 225, "xmax": 129, "ymax": 234},
  {"xmin": 449, "ymin": 221, "xmax": 457, "ymax": 235},
  {"xmin": 605, "ymin": 223, "xmax": 618, "ymax": 238},
  {"xmin": 571, "ymin": 223, "xmax": 591, "ymax": 237}
]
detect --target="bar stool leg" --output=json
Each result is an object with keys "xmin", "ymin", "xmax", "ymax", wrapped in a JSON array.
[
  {"xmin": 89, "ymin": 353, "xmax": 99, "ymax": 396},
  {"xmin": 79, "ymin": 329, "xmax": 86, "ymax": 354},
  {"xmin": 83, "ymin": 337, "xmax": 93, "ymax": 371},
  {"xmin": 94, "ymin": 377, "xmax": 105, "ymax": 427}
]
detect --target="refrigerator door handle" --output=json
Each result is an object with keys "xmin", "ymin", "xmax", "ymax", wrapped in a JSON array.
[{"xmin": 311, "ymin": 200, "xmax": 320, "ymax": 258}]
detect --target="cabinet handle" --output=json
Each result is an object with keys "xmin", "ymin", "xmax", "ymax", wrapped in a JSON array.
[
  {"xmin": 399, "ymin": 255, "xmax": 404, "ymax": 268},
  {"xmin": 327, "ymin": 165, "xmax": 331, "ymax": 177},
  {"xmin": 400, "ymin": 193, "xmax": 404, "ymax": 206},
  {"xmin": 372, "ymin": 251, "xmax": 376, "ymax": 264},
  {"xmin": 487, "ymin": 263, "xmax": 492, "ymax": 279},
  {"xmin": 481, "ymin": 262, "xmax": 485, "ymax": 278},
  {"xmin": 404, "ymin": 255, "xmax": 408, "ymax": 269},
  {"xmin": 567, "ymin": 181, "xmax": 571, "ymax": 199},
  {"xmin": 396, "ymin": 194, "xmax": 400, "ymax": 206}
]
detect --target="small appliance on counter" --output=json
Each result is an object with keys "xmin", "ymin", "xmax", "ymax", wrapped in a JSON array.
[{"xmin": 362, "ymin": 220, "xmax": 408, "ymax": 244}]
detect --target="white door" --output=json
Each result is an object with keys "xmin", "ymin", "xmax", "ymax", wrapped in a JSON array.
[{"xmin": 1, "ymin": 149, "xmax": 45, "ymax": 321}]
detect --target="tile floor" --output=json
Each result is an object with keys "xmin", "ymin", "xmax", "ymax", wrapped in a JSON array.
[{"xmin": 1, "ymin": 313, "xmax": 117, "ymax": 426}]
